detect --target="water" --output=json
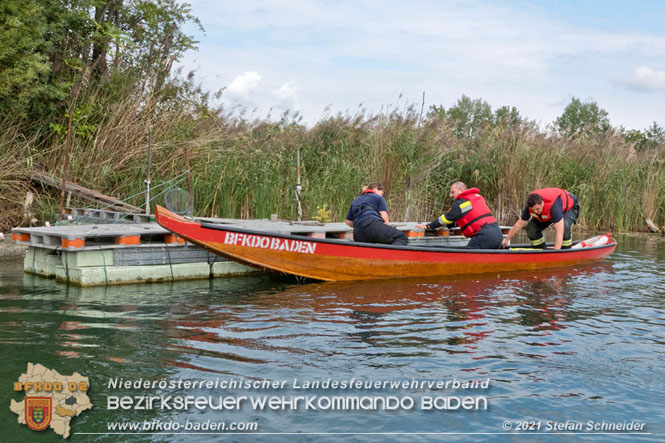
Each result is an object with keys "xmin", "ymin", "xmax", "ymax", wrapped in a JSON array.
[{"xmin": 1, "ymin": 234, "xmax": 664, "ymax": 442}]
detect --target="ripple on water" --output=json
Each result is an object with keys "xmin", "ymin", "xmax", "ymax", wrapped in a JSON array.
[{"xmin": 1, "ymin": 241, "xmax": 664, "ymax": 436}]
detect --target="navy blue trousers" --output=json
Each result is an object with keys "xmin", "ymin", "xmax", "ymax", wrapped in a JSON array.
[
  {"xmin": 526, "ymin": 203, "xmax": 579, "ymax": 249},
  {"xmin": 353, "ymin": 219, "xmax": 408, "ymax": 245},
  {"xmin": 466, "ymin": 222, "xmax": 503, "ymax": 249}
]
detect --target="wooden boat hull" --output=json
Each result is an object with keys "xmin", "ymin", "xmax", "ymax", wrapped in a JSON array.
[{"xmin": 155, "ymin": 206, "xmax": 616, "ymax": 281}]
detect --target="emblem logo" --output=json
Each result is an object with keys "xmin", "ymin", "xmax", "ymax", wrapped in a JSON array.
[{"xmin": 25, "ymin": 397, "xmax": 52, "ymax": 431}]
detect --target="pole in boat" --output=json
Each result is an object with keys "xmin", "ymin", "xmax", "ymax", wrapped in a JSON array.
[
  {"xmin": 296, "ymin": 148, "xmax": 302, "ymax": 221},
  {"xmin": 145, "ymin": 130, "xmax": 152, "ymax": 215}
]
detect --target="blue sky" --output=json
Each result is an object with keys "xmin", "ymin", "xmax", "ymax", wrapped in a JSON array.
[{"xmin": 180, "ymin": 0, "xmax": 665, "ymax": 130}]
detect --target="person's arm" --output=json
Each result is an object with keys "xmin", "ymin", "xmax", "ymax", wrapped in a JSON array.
[
  {"xmin": 549, "ymin": 199, "xmax": 564, "ymax": 249},
  {"xmin": 415, "ymin": 213, "xmax": 452, "ymax": 231},
  {"xmin": 552, "ymin": 219, "xmax": 564, "ymax": 249},
  {"xmin": 420, "ymin": 201, "xmax": 464, "ymax": 230},
  {"xmin": 502, "ymin": 205, "xmax": 531, "ymax": 247},
  {"xmin": 377, "ymin": 196, "xmax": 389, "ymax": 224},
  {"xmin": 502, "ymin": 219, "xmax": 528, "ymax": 247},
  {"xmin": 379, "ymin": 211, "xmax": 389, "ymax": 224},
  {"xmin": 427, "ymin": 214, "xmax": 451, "ymax": 230},
  {"xmin": 345, "ymin": 203, "xmax": 355, "ymax": 228}
]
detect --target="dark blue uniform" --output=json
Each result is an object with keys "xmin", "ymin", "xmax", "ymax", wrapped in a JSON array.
[{"xmin": 346, "ymin": 192, "xmax": 408, "ymax": 245}]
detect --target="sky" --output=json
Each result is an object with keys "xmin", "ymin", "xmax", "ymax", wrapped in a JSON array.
[{"xmin": 179, "ymin": 0, "xmax": 665, "ymax": 130}]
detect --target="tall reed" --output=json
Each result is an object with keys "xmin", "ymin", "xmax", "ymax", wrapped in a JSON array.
[{"xmin": 1, "ymin": 93, "xmax": 664, "ymax": 234}]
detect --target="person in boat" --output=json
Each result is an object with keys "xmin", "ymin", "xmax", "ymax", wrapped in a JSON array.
[
  {"xmin": 501, "ymin": 187, "xmax": 579, "ymax": 250},
  {"xmin": 416, "ymin": 182, "xmax": 503, "ymax": 249},
  {"xmin": 345, "ymin": 182, "xmax": 408, "ymax": 245}
]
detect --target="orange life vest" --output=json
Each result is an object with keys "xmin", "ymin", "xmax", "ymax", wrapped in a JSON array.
[
  {"xmin": 529, "ymin": 188, "xmax": 575, "ymax": 222},
  {"xmin": 456, "ymin": 188, "xmax": 497, "ymax": 237}
]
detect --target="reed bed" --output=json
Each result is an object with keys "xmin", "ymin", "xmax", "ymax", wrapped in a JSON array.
[{"xmin": 1, "ymin": 95, "xmax": 664, "ymax": 233}]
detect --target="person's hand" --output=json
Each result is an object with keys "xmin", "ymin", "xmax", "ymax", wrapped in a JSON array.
[
  {"xmin": 501, "ymin": 238, "xmax": 510, "ymax": 248},
  {"xmin": 415, "ymin": 223, "xmax": 427, "ymax": 229}
]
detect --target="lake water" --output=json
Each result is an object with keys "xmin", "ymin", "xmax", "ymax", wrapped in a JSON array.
[{"xmin": 1, "ymin": 234, "xmax": 664, "ymax": 441}]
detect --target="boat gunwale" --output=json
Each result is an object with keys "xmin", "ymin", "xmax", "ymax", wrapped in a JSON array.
[{"xmin": 198, "ymin": 221, "xmax": 615, "ymax": 255}]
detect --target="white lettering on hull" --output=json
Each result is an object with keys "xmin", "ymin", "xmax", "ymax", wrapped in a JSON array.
[{"xmin": 224, "ymin": 232, "xmax": 317, "ymax": 254}]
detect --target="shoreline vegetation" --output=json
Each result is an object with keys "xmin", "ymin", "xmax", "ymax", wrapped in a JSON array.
[{"xmin": 1, "ymin": 1, "xmax": 664, "ymax": 233}]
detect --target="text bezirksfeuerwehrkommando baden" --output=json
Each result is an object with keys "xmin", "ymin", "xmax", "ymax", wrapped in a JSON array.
[{"xmin": 106, "ymin": 377, "xmax": 490, "ymax": 411}]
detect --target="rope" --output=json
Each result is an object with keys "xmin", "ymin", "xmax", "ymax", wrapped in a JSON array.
[
  {"xmin": 99, "ymin": 246, "xmax": 108, "ymax": 285},
  {"xmin": 149, "ymin": 179, "xmax": 186, "ymax": 206},
  {"xmin": 164, "ymin": 240, "xmax": 174, "ymax": 282},
  {"xmin": 62, "ymin": 246, "xmax": 69, "ymax": 283},
  {"xmin": 121, "ymin": 170, "xmax": 191, "ymax": 206},
  {"xmin": 57, "ymin": 171, "xmax": 190, "ymax": 225},
  {"xmin": 96, "ymin": 170, "xmax": 189, "ymax": 212},
  {"xmin": 207, "ymin": 249, "xmax": 215, "ymax": 279}
]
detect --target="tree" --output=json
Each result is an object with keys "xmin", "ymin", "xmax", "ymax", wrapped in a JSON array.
[
  {"xmin": 643, "ymin": 122, "xmax": 665, "ymax": 149},
  {"xmin": 120, "ymin": 0, "xmax": 202, "ymax": 98},
  {"xmin": 0, "ymin": 0, "xmax": 203, "ymax": 126},
  {"xmin": 555, "ymin": 97, "xmax": 610, "ymax": 137},
  {"xmin": 427, "ymin": 97, "xmax": 522, "ymax": 137},
  {"xmin": 447, "ymin": 95, "xmax": 493, "ymax": 138},
  {"xmin": 0, "ymin": 0, "xmax": 51, "ymax": 119},
  {"xmin": 494, "ymin": 105, "xmax": 521, "ymax": 129},
  {"xmin": 427, "ymin": 95, "xmax": 494, "ymax": 138},
  {"xmin": 625, "ymin": 122, "xmax": 665, "ymax": 151}
]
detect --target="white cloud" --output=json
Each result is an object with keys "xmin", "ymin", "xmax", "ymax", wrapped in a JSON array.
[
  {"xmin": 226, "ymin": 71, "xmax": 262, "ymax": 98},
  {"xmin": 181, "ymin": 1, "xmax": 665, "ymax": 129},
  {"xmin": 620, "ymin": 66, "xmax": 665, "ymax": 92},
  {"xmin": 272, "ymin": 81, "xmax": 299, "ymax": 110}
]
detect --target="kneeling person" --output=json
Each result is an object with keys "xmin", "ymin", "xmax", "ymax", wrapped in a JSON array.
[
  {"xmin": 417, "ymin": 182, "xmax": 502, "ymax": 249},
  {"xmin": 345, "ymin": 182, "xmax": 408, "ymax": 246},
  {"xmin": 502, "ymin": 187, "xmax": 579, "ymax": 250}
]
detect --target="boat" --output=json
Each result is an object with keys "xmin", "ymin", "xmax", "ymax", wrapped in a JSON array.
[{"xmin": 155, "ymin": 206, "xmax": 617, "ymax": 281}]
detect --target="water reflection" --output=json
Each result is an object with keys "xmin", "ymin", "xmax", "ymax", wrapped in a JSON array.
[
  {"xmin": 2, "ymin": 244, "xmax": 665, "ymax": 438},
  {"xmin": 155, "ymin": 263, "xmax": 615, "ymax": 375},
  {"xmin": 3, "ymin": 261, "xmax": 620, "ymax": 372}
]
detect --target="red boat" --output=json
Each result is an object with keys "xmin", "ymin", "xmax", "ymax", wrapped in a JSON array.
[{"xmin": 155, "ymin": 206, "xmax": 617, "ymax": 281}]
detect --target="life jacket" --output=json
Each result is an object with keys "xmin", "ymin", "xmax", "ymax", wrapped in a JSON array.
[
  {"xmin": 529, "ymin": 188, "xmax": 575, "ymax": 222},
  {"xmin": 456, "ymin": 188, "xmax": 497, "ymax": 237}
]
